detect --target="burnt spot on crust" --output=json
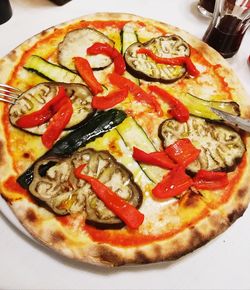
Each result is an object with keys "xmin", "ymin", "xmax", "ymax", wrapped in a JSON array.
[
  {"xmin": 25, "ymin": 208, "xmax": 38, "ymax": 223},
  {"xmin": 8, "ymin": 49, "xmax": 18, "ymax": 62},
  {"xmin": 135, "ymin": 251, "xmax": 151, "ymax": 264},
  {"xmin": 188, "ymin": 227, "xmax": 204, "ymax": 248},
  {"xmin": 51, "ymin": 230, "xmax": 66, "ymax": 244},
  {"xmin": 207, "ymin": 212, "xmax": 228, "ymax": 232},
  {"xmin": 0, "ymin": 140, "xmax": 5, "ymax": 166},
  {"xmin": 22, "ymin": 152, "xmax": 31, "ymax": 159},
  {"xmin": 41, "ymin": 29, "xmax": 48, "ymax": 36},
  {"xmin": 97, "ymin": 246, "xmax": 125, "ymax": 266},
  {"xmin": 153, "ymin": 244, "xmax": 162, "ymax": 258},
  {"xmin": 227, "ymin": 206, "xmax": 246, "ymax": 224},
  {"xmin": 237, "ymin": 187, "xmax": 248, "ymax": 199}
]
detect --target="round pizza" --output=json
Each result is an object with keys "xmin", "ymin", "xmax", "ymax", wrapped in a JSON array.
[{"xmin": 0, "ymin": 12, "xmax": 249, "ymax": 267}]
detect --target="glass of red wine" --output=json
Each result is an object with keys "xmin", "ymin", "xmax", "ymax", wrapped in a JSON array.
[
  {"xmin": 0, "ymin": 0, "xmax": 12, "ymax": 25},
  {"xmin": 197, "ymin": 0, "xmax": 216, "ymax": 17},
  {"xmin": 202, "ymin": 0, "xmax": 250, "ymax": 58}
]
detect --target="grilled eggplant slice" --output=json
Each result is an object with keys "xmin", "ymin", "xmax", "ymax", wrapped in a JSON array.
[
  {"xmin": 160, "ymin": 116, "xmax": 245, "ymax": 173},
  {"xmin": 125, "ymin": 35, "xmax": 190, "ymax": 83},
  {"xmin": 29, "ymin": 148, "xmax": 142, "ymax": 229},
  {"xmin": 17, "ymin": 109, "xmax": 127, "ymax": 189},
  {"xmin": 9, "ymin": 82, "xmax": 94, "ymax": 135},
  {"xmin": 58, "ymin": 28, "xmax": 114, "ymax": 71}
]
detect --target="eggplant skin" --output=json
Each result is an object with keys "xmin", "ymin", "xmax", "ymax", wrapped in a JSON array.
[
  {"xmin": 124, "ymin": 35, "xmax": 190, "ymax": 84},
  {"xmin": 9, "ymin": 82, "xmax": 94, "ymax": 135},
  {"xmin": 28, "ymin": 148, "xmax": 143, "ymax": 229},
  {"xmin": 159, "ymin": 116, "xmax": 246, "ymax": 173},
  {"xmin": 58, "ymin": 28, "xmax": 114, "ymax": 71}
]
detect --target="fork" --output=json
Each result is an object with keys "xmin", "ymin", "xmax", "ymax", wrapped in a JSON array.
[{"xmin": 0, "ymin": 83, "xmax": 21, "ymax": 104}]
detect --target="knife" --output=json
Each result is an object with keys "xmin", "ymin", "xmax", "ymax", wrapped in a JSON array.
[{"xmin": 211, "ymin": 108, "xmax": 250, "ymax": 133}]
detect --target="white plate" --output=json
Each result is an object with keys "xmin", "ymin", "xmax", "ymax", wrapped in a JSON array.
[{"xmin": 1, "ymin": 0, "xmax": 250, "ymax": 289}]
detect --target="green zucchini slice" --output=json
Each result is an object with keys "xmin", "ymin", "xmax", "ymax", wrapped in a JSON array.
[
  {"xmin": 24, "ymin": 55, "xmax": 83, "ymax": 83},
  {"xmin": 121, "ymin": 22, "xmax": 139, "ymax": 55},
  {"xmin": 116, "ymin": 117, "xmax": 167, "ymax": 184},
  {"xmin": 183, "ymin": 93, "xmax": 240, "ymax": 121},
  {"xmin": 121, "ymin": 22, "xmax": 140, "ymax": 85},
  {"xmin": 17, "ymin": 109, "xmax": 127, "ymax": 189}
]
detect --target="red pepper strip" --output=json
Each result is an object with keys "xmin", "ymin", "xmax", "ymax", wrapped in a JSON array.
[
  {"xmin": 16, "ymin": 86, "xmax": 68, "ymax": 128},
  {"xmin": 132, "ymin": 147, "xmax": 176, "ymax": 169},
  {"xmin": 74, "ymin": 165, "xmax": 144, "ymax": 230},
  {"xmin": 113, "ymin": 54, "xmax": 126, "ymax": 75},
  {"xmin": 41, "ymin": 97, "xmax": 73, "ymax": 149},
  {"xmin": 152, "ymin": 166, "xmax": 193, "ymax": 199},
  {"xmin": 109, "ymin": 73, "xmax": 163, "ymax": 116},
  {"xmin": 148, "ymin": 85, "xmax": 189, "ymax": 122},
  {"xmin": 92, "ymin": 87, "xmax": 128, "ymax": 110},
  {"xmin": 74, "ymin": 57, "xmax": 103, "ymax": 95},
  {"xmin": 137, "ymin": 48, "xmax": 200, "ymax": 77},
  {"xmin": 193, "ymin": 170, "xmax": 229, "ymax": 190},
  {"xmin": 165, "ymin": 138, "xmax": 201, "ymax": 167},
  {"xmin": 87, "ymin": 42, "xmax": 126, "ymax": 75}
]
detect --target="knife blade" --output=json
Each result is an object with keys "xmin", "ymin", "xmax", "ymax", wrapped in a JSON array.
[{"xmin": 211, "ymin": 108, "xmax": 250, "ymax": 133}]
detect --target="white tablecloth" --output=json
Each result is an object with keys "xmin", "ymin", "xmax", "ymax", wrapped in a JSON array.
[{"xmin": 0, "ymin": 1, "xmax": 250, "ymax": 289}]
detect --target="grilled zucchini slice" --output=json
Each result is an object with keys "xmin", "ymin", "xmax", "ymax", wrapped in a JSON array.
[
  {"xmin": 24, "ymin": 55, "xmax": 83, "ymax": 83},
  {"xmin": 183, "ymin": 93, "xmax": 240, "ymax": 121}
]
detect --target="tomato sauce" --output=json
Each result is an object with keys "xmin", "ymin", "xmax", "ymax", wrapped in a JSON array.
[
  {"xmin": 2, "ymin": 176, "xmax": 30, "ymax": 201},
  {"xmin": 83, "ymin": 209, "xmax": 209, "ymax": 247},
  {"xmin": 190, "ymin": 47, "xmax": 232, "ymax": 100},
  {"xmin": 2, "ymin": 19, "xmax": 248, "ymax": 247}
]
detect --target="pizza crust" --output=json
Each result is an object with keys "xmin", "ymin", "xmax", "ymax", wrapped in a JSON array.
[{"xmin": 0, "ymin": 12, "xmax": 249, "ymax": 267}]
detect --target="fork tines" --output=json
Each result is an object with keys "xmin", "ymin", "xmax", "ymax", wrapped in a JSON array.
[
  {"xmin": 0, "ymin": 83, "xmax": 21, "ymax": 104},
  {"xmin": 0, "ymin": 83, "xmax": 21, "ymax": 92},
  {"xmin": 0, "ymin": 97, "xmax": 15, "ymax": 104}
]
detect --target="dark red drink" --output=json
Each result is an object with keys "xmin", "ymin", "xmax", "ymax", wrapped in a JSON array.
[
  {"xmin": 198, "ymin": 0, "xmax": 215, "ymax": 13},
  {"xmin": 203, "ymin": 15, "xmax": 245, "ymax": 58},
  {"xmin": 49, "ymin": 0, "xmax": 72, "ymax": 5},
  {"xmin": 0, "ymin": 0, "xmax": 12, "ymax": 24}
]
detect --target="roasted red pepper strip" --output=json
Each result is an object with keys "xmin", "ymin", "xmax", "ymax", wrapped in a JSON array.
[
  {"xmin": 152, "ymin": 166, "xmax": 193, "ymax": 199},
  {"xmin": 16, "ymin": 86, "xmax": 68, "ymax": 128},
  {"xmin": 193, "ymin": 170, "xmax": 229, "ymax": 190},
  {"xmin": 109, "ymin": 73, "xmax": 163, "ymax": 116},
  {"xmin": 41, "ymin": 97, "xmax": 73, "ymax": 149},
  {"xmin": 74, "ymin": 57, "xmax": 103, "ymax": 95},
  {"xmin": 74, "ymin": 165, "xmax": 144, "ymax": 230},
  {"xmin": 137, "ymin": 48, "xmax": 200, "ymax": 77},
  {"xmin": 165, "ymin": 138, "xmax": 201, "ymax": 167},
  {"xmin": 148, "ymin": 85, "xmax": 189, "ymax": 122},
  {"xmin": 133, "ymin": 147, "xmax": 176, "ymax": 169},
  {"xmin": 87, "ymin": 42, "xmax": 126, "ymax": 75},
  {"xmin": 92, "ymin": 87, "xmax": 128, "ymax": 110}
]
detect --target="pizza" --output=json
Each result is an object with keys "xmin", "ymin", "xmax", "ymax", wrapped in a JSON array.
[{"xmin": 0, "ymin": 12, "xmax": 249, "ymax": 267}]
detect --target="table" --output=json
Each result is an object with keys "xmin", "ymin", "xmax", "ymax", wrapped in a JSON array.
[{"xmin": 0, "ymin": 1, "xmax": 250, "ymax": 289}]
